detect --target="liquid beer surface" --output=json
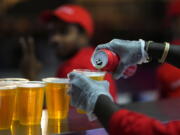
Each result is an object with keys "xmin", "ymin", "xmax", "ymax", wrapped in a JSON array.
[
  {"xmin": 43, "ymin": 78, "xmax": 70, "ymax": 119},
  {"xmin": 18, "ymin": 83, "xmax": 44, "ymax": 125},
  {"xmin": 0, "ymin": 85, "xmax": 16, "ymax": 129}
]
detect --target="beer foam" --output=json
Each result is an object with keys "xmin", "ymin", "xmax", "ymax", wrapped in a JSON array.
[
  {"xmin": 0, "ymin": 81, "xmax": 29, "ymax": 86},
  {"xmin": 0, "ymin": 78, "xmax": 29, "ymax": 81},
  {"xmin": 83, "ymin": 72, "xmax": 105, "ymax": 77},
  {"xmin": 72, "ymin": 69, "xmax": 106, "ymax": 77},
  {"xmin": 42, "ymin": 78, "xmax": 69, "ymax": 84},
  {"xmin": 18, "ymin": 83, "xmax": 45, "ymax": 88},
  {"xmin": 0, "ymin": 85, "xmax": 17, "ymax": 90},
  {"xmin": 73, "ymin": 70, "xmax": 105, "ymax": 77}
]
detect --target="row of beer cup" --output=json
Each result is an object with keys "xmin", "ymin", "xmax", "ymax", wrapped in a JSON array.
[{"xmin": 0, "ymin": 69, "xmax": 105, "ymax": 130}]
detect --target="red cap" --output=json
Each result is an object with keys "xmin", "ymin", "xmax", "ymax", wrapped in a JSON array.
[{"xmin": 41, "ymin": 4, "xmax": 94, "ymax": 37}]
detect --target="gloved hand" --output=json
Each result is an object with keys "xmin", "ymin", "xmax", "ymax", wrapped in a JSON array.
[
  {"xmin": 68, "ymin": 72, "xmax": 113, "ymax": 114},
  {"xmin": 94, "ymin": 39, "xmax": 148, "ymax": 79}
]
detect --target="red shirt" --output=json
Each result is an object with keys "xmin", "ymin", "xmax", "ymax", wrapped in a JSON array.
[
  {"xmin": 157, "ymin": 40, "xmax": 180, "ymax": 98},
  {"xmin": 157, "ymin": 64, "xmax": 180, "ymax": 98},
  {"xmin": 56, "ymin": 47, "xmax": 117, "ymax": 100},
  {"xmin": 109, "ymin": 109, "xmax": 180, "ymax": 135}
]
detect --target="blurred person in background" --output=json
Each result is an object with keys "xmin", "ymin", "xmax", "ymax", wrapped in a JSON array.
[
  {"xmin": 157, "ymin": 0, "xmax": 180, "ymax": 99},
  {"xmin": 20, "ymin": 4, "xmax": 118, "ymax": 100}
]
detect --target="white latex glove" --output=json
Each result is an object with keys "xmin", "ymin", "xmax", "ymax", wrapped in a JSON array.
[
  {"xmin": 94, "ymin": 39, "xmax": 148, "ymax": 79},
  {"xmin": 68, "ymin": 72, "xmax": 113, "ymax": 120}
]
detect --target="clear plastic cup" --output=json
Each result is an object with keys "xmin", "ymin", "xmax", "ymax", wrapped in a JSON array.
[
  {"xmin": 42, "ymin": 78, "xmax": 70, "ymax": 119},
  {"xmin": 17, "ymin": 81, "xmax": 45, "ymax": 125},
  {"xmin": 0, "ymin": 78, "xmax": 29, "ymax": 121},
  {"xmin": 0, "ymin": 83, "xmax": 17, "ymax": 129}
]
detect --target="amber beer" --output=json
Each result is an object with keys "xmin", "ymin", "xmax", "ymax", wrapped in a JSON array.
[
  {"xmin": 42, "ymin": 78, "xmax": 70, "ymax": 119},
  {"xmin": 72, "ymin": 69, "xmax": 106, "ymax": 113},
  {"xmin": 17, "ymin": 81, "xmax": 45, "ymax": 125},
  {"xmin": 0, "ymin": 78, "xmax": 29, "ymax": 121},
  {"xmin": 0, "ymin": 84, "xmax": 16, "ymax": 129}
]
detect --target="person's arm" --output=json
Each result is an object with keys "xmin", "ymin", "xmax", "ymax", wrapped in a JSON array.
[
  {"xmin": 94, "ymin": 95, "xmax": 119, "ymax": 129},
  {"xmin": 146, "ymin": 42, "xmax": 180, "ymax": 68},
  {"xmin": 68, "ymin": 72, "xmax": 180, "ymax": 135},
  {"xmin": 94, "ymin": 95, "xmax": 180, "ymax": 135}
]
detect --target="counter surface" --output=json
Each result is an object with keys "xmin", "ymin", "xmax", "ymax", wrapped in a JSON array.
[{"xmin": 0, "ymin": 98, "xmax": 180, "ymax": 135}]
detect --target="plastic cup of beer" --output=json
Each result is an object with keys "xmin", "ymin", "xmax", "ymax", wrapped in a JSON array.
[
  {"xmin": 17, "ymin": 81, "xmax": 45, "ymax": 125},
  {"xmin": 0, "ymin": 83, "xmax": 17, "ymax": 129},
  {"xmin": 72, "ymin": 69, "xmax": 106, "ymax": 114},
  {"xmin": 0, "ymin": 78, "xmax": 29, "ymax": 121},
  {"xmin": 42, "ymin": 78, "xmax": 70, "ymax": 119}
]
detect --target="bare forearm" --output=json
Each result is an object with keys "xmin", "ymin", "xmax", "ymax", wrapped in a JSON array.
[
  {"xmin": 146, "ymin": 42, "xmax": 180, "ymax": 68},
  {"xmin": 94, "ymin": 95, "xmax": 119, "ymax": 130}
]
